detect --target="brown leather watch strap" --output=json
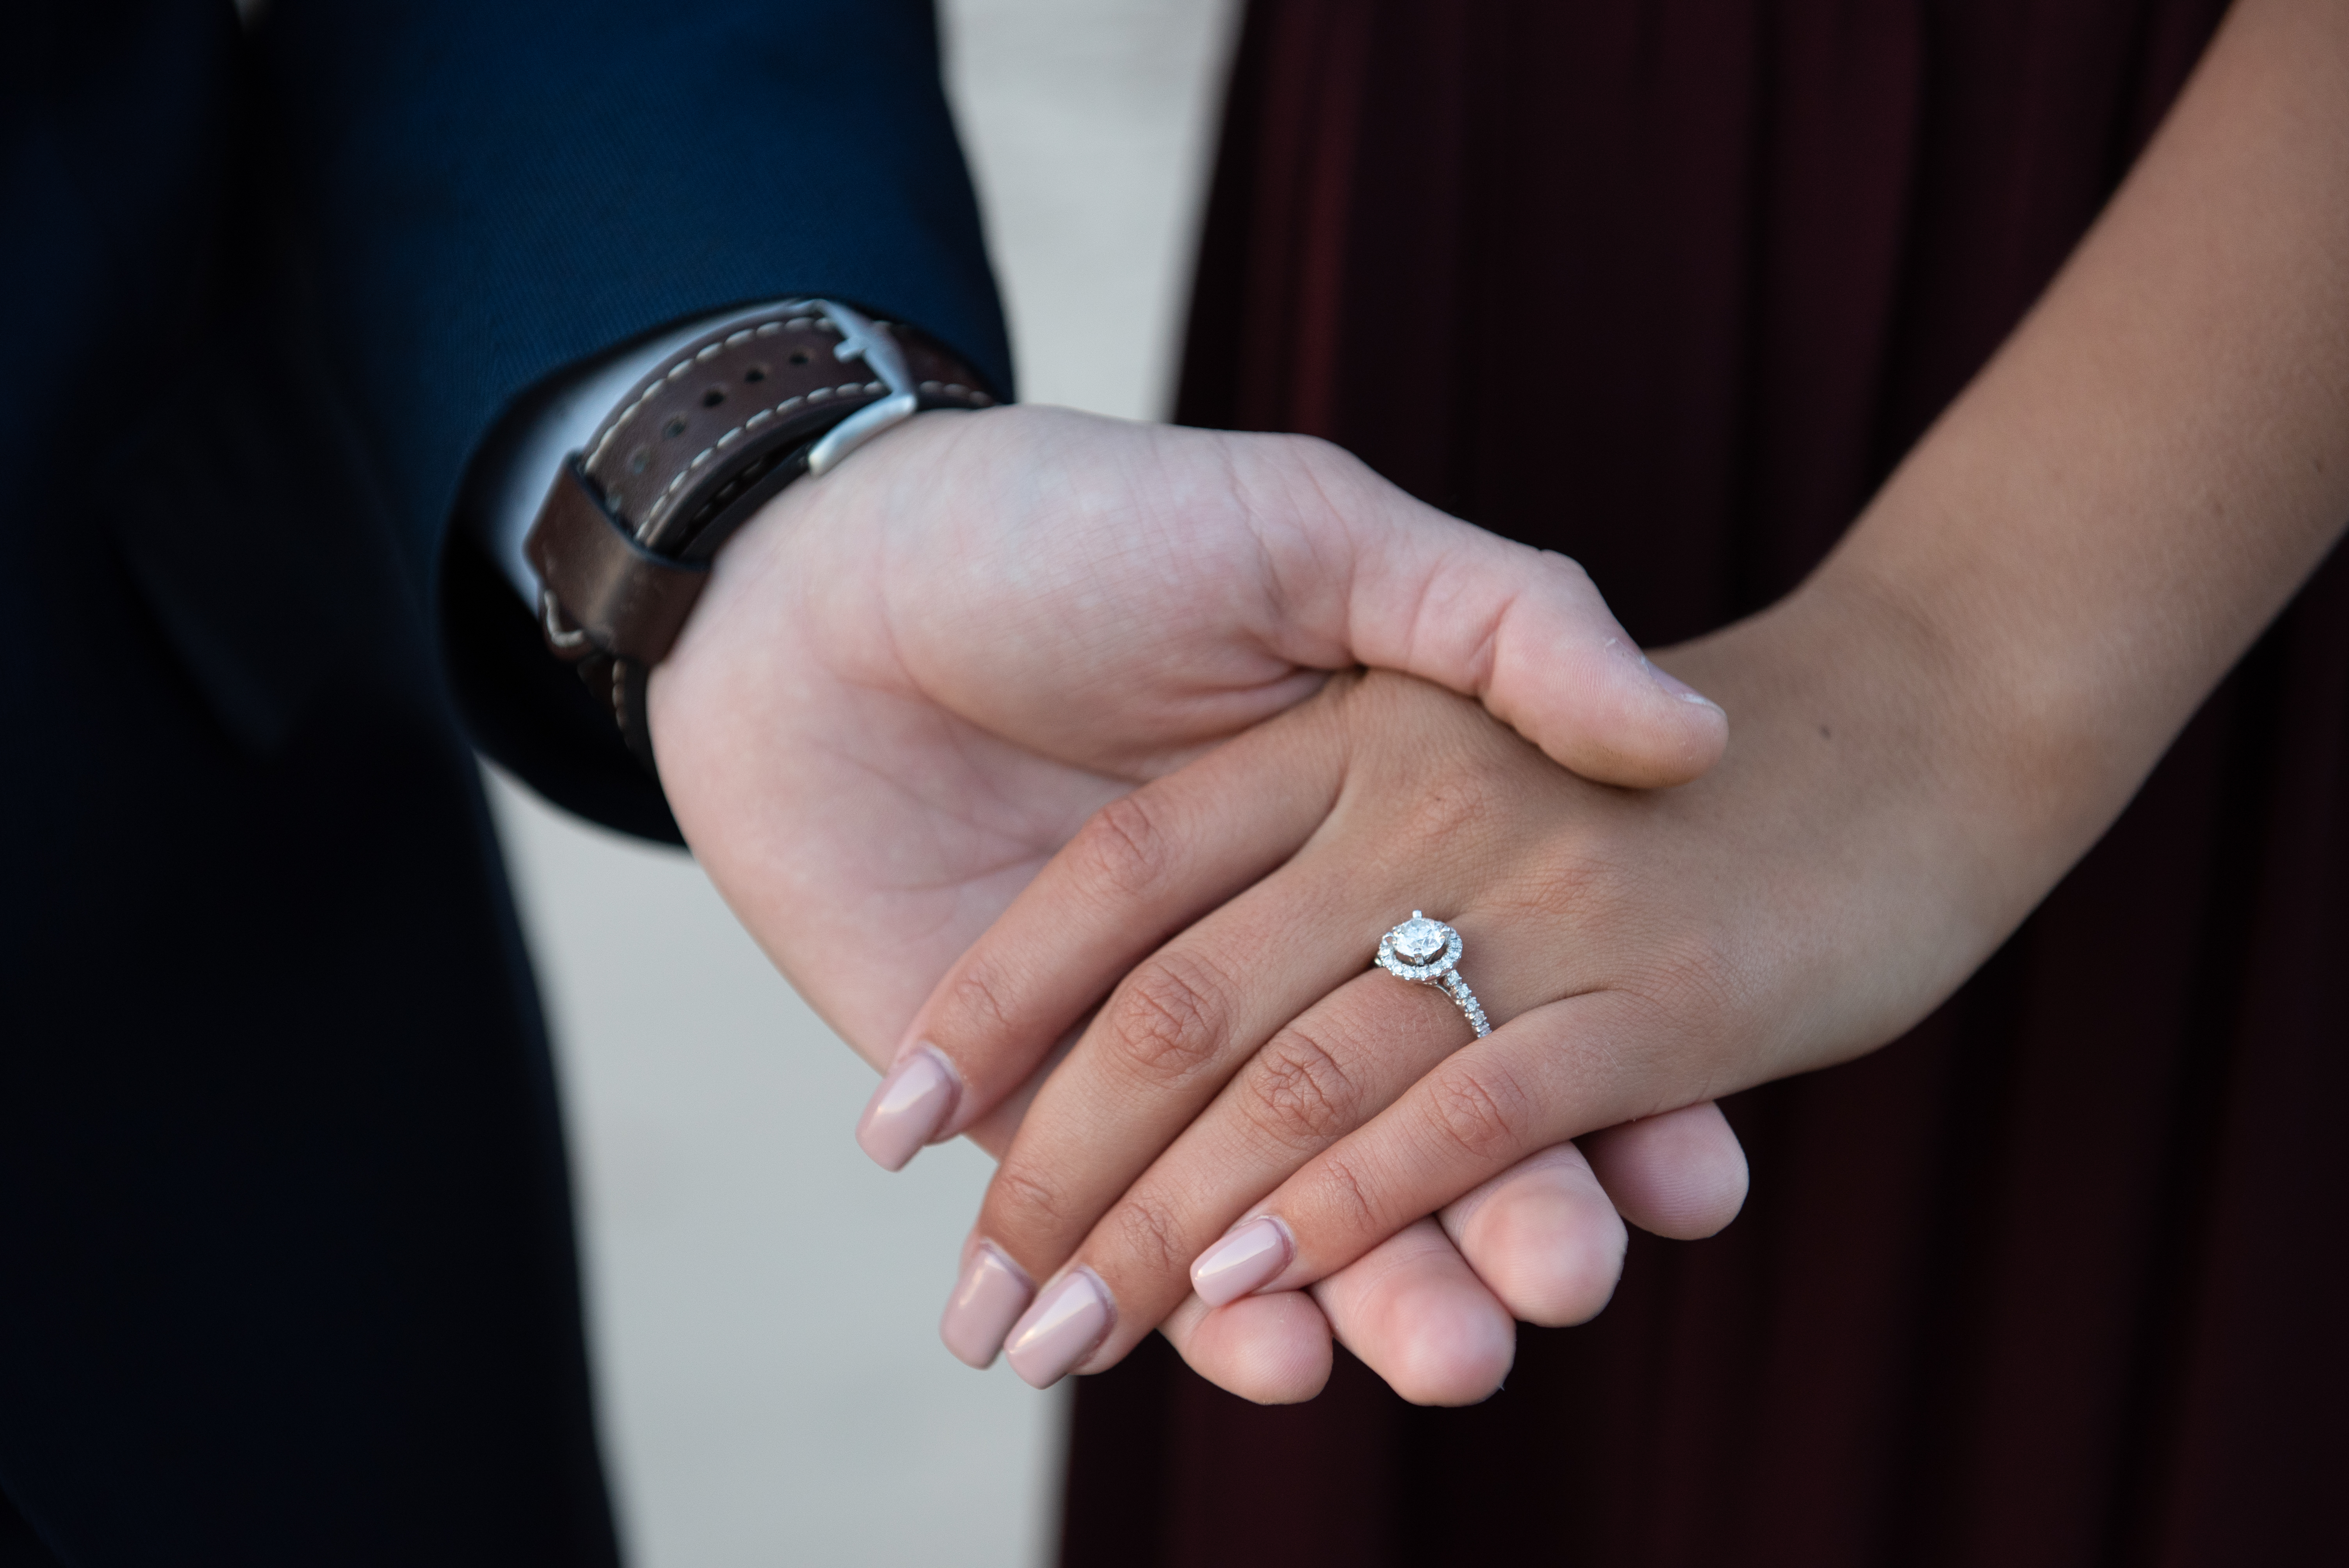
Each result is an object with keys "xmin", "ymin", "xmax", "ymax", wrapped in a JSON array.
[
  {"xmin": 524, "ymin": 299, "xmax": 996, "ymax": 773},
  {"xmin": 530, "ymin": 459, "xmax": 709, "ymax": 665}
]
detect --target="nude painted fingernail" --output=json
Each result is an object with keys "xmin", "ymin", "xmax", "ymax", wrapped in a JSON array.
[
  {"xmin": 1640, "ymin": 656, "xmax": 1722, "ymax": 712},
  {"xmin": 940, "ymin": 1242, "xmax": 1033, "ymax": 1369},
  {"xmin": 1003, "ymin": 1269, "xmax": 1113, "ymax": 1389},
  {"xmin": 1189, "ymin": 1216, "xmax": 1292, "ymax": 1308},
  {"xmin": 855, "ymin": 1046, "xmax": 959, "ymax": 1171}
]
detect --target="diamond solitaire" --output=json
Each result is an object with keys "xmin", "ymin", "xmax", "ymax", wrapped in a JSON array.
[
  {"xmin": 1391, "ymin": 916, "xmax": 1448, "ymax": 964},
  {"xmin": 1374, "ymin": 911, "xmax": 1488, "ymax": 1038}
]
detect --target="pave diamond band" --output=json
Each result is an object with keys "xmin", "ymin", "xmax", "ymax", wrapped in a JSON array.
[{"xmin": 1375, "ymin": 911, "xmax": 1490, "ymax": 1039}]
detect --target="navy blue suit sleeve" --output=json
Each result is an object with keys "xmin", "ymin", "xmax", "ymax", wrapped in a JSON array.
[
  {"xmin": 253, "ymin": 0, "xmax": 1010, "ymax": 839},
  {"xmin": 260, "ymin": 0, "xmax": 1010, "ymax": 595}
]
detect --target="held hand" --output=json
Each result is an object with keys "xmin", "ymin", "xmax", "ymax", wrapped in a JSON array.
[
  {"xmin": 1087, "ymin": 0, "xmax": 2349, "ymax": 1407},
  {"xmin": 1156, "ymin": 1107, "xmax": 1748, "ymax": 1403},
  {"xmin": 916, "ymin": 581, "xmax": 2058, "ymax": 1392},
  {"xmin": 647, "ymin": 404, "xmax": 1738, "ymax": 1401},
  {"xmin": 847, "ymin": 0, "xmax": 2349, "ymax": 1401},
  {"xmin": 654, "ymin": 406, "xmax": 1724, "ymax": 1058}
]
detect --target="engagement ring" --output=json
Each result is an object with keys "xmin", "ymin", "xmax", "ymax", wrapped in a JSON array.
[{"xmin": 1375, "ymin": 912, "xmax": 1490, "ymax": 1039}]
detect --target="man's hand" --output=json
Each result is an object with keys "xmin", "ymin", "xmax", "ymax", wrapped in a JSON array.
[{"xmin": 645, "ymin": 404, "xmax": 1740, "ymax": 1401}]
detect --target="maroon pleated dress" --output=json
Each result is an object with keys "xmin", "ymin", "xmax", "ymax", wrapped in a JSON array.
[{"xmin": 1059, "ymin": 2, "xmax": 2349, "ymax": 1563}]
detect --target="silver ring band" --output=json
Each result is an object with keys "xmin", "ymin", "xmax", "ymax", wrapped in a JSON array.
[{"xmin": 1374, "ymin": 911, "xmax": 1490, "ymax": 1039}]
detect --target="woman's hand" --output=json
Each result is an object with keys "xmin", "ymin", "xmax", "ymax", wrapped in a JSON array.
[
  {"xmin": 907, "ymin": 584, "xmax": 2119, "ymax": 1390},
  {"xmin": 653, "ymin": 404, "xmax": 1723, "ymax": 1066},
  {"xmin": 646, "ymin": 402, "xmax": 1740, "ymax": 1401},
  {"xmin": 911, "ymin": 0, "xmax": 2349, "ymax": 1395}
]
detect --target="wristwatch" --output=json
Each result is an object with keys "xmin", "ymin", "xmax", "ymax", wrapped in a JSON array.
[{"xmin": 523, "ymin": 297, "xmax": 996, "ymax": 773}]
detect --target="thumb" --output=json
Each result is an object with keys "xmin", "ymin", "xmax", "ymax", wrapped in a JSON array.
[{"xmin": 1244, "ymin": 437, "xmax": 1729, "ymax": 788}]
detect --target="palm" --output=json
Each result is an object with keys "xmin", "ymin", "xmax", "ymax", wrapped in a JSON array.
[{"xmin": 737, "ymin": 671, "xmax": 1129, "ymax": 1067}]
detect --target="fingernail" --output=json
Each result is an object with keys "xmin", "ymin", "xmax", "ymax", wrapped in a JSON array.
[
  {"xmin": 855, "ymin": 1045, "xmax": 959, "ymax": 1171},
  {"xmin": 939, "ymin": 1242, "xmax": 1034, "ymax": 1369},
  {"xmin": 1640, "ymin": 656, "xmax": 1722, "ymax": 712},
  {"xmin": 1003, "ymin": 1269, "xmax": 1114, "ymax": 1389},
  {"xmin": 1189, "ymin": 1216, "xmax": 1291, "ymax": 1308}
]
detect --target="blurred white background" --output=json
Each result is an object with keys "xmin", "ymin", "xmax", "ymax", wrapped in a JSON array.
[{"xmin": 482, "ymin": 4, "xmax": 1240, "ymax": 1565}]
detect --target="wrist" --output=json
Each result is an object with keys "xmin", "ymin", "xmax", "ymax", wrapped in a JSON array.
[
  {"xmin": 526, "ymin": 299, "xmax": 998, "ymax": 775},
  {"xmin": 1796, "ymin": 483, "xmax": 2185, "ymax": 896},
  {"xmin": 1656, "ymin": 567, "xmax": 2089, "ymax": 978}
]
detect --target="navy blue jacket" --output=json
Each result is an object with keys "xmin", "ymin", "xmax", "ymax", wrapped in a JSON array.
[{"xmin": 0, "ymin": 2, "xmax": 1004, "ymax": 1560}]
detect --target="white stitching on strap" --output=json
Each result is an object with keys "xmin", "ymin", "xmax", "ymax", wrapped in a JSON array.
[
  {"xmin": 599, "ymin": 307, "xmax": 991, "ymax": 533},
  {"xmin": 632, "ymin": 378, "xmax": 987, "ymax": 529},
  {"xmin": 581, "ymin": 301, "xmax": 819, "ymax": 464}
]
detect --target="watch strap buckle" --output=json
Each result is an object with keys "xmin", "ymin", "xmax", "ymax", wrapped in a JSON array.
[{"xmin": 807, "ymin": 299, "xmax": 920, "ymax": 476}]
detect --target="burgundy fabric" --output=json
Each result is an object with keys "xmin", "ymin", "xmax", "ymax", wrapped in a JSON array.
[{"xmin": 1060, "ymin": 2, "xmax": 2349, "ymax": 1564}]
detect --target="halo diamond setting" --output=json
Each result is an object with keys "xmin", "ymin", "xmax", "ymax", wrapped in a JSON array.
[{"xmin": 1375, "ymin": 911, "xmax": 1488, "ymax": 1037}]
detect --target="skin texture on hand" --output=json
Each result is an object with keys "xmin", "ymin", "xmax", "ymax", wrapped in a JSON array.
[
  {"xmin": 915, "ymin": 0, "xmax": 2349, "ymax": 1390},
  {"xmin": 653, "ymin": 405, "xmax": 1723, "ymax": 1067},
  {"xmin": 927, "ymin": 658, "xmax": 1944, "ymax": 1387},
  {"xmin": 647, "ymin": 404, "xmax": 1741, "ymax": 1402}
]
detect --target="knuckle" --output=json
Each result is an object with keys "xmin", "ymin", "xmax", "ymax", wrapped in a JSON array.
[
  {"xmin": 1068, "ymin": 792, "xmax": 1178, "ymax": 904},
  {"xmin": 1391, "ymin": 766, "xmax": 1499, "ymax": 849},
  {"xmin": 1427, "ymin": 1059, "xmax": 1535, "ymax": 1165},
  {"xmin": 1640, "ymin": 929, "xmax": 1745, "ymax": 1017},
  {"xmin": 1103, "ymin": 1192, "xmax": 1192, "ymax": 1279},
  {"xmin": 987, "ymin": 1161, "xmax": 1079, "ymax": 1247},
  {"xmin": 1243, "ymin": 1024, "xmax": 1365, "ymax": 1151},
  {"xmin": 1312, "ymin": 1151, "xmax": 1384, "ymax": 1238},
  {"xmin": 1489, "ymin": 842, "xmax": 1627, "ymax": 927},
  {"xmin": 939, "ymin": 957, "xmax": 1019, "ymax": 1041},
  {"xmin": 1100, "ymin": 950, "xmax": 1235, "ymax": 1089},
  {"xmin": 1613, "ymin": 930, "xmax": 1758, "ymax": 1102}
]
